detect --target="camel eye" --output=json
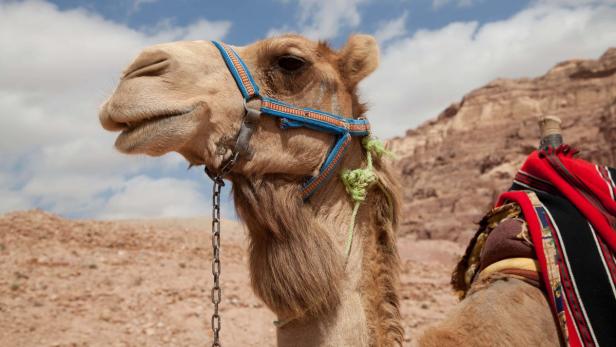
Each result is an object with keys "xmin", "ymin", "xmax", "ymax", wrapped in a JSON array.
[{"xmin": 277, "ymin": 55, "xmax": 306, "ymax": 72}]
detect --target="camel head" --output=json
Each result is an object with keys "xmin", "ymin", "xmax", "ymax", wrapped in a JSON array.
[
  {"xmin": 99, "ymin": 34, "xmax": 379, "ymax": 178},
  {"xmin": 99, "ymin": 36, "xmax": 404, "ymax": 342}
]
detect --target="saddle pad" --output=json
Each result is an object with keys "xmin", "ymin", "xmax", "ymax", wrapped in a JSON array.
[{"xmin": 499, "ymin": 147, "xmax": 616, "ymax": 347}]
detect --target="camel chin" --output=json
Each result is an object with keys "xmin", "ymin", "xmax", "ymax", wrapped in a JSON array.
[{"xmin": 113, "ymin": 109, "xmax": 201, "ymax": 156}]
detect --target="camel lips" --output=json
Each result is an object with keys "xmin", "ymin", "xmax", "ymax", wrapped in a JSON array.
[{"xmin": 120, "ymin": 109, "xmax": 194, "ymax": 131}]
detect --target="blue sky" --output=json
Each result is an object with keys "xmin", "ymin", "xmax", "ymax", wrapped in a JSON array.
[
  {"xmin": 48, "ymin": 0, "xmax": 532, "ymax": 46},
  {"xmin": 1, "ymin": 0, "xmax": 615, "ymax": 219}
]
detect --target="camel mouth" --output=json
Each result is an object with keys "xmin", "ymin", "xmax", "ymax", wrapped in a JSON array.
[
  {"xmin": 112, "ymin": 107, "xmax": 200, "ymax": 154},
  {"xmin": 117, "ymin": 108, "xmax": 195, "ymax": 133}
]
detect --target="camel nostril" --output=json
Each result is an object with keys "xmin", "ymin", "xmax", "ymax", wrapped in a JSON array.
[{"xmin": 123, "ymin": 50, "xmax": 171, "ymax": 79}]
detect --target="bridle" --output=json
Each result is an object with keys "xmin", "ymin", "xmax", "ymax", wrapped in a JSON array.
[
  {"xmin": 206, "ymin": 41, "xmax": 372, "ymax": 200},
  {"xmin": 204, "ymin": 40, "xmax": 372, "ymax": 346}
]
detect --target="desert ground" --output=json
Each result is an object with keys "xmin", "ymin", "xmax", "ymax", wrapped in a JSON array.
[{"xmin": 0, "ymin": 209, "xmax": 463, "ymax": 347}]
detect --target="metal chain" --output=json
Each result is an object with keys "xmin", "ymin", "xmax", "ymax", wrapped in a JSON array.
[
  {"xmin": 206, "ymin": 153, "xmax": 238, "ymax": 347},
  {"xmin": 210, "ymin": 177, "xmax": 223, "ymax": 347}
]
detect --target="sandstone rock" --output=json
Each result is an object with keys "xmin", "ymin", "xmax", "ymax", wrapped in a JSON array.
[{"xmin": 389, "ymin": 47, "xmax": 616, "ymax": 242}]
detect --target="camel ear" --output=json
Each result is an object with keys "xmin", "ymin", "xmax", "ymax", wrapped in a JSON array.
[{"xmin": 339, "ymin": 34, "xmax": 379, "ymax": 86}]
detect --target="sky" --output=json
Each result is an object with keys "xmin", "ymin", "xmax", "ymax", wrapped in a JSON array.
[{"xmin": 1, "ymin": 0, "xmax": 615, "ymax": 220}]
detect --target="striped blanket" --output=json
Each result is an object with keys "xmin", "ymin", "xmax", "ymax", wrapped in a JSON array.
[
  {"xmin": 499, "ymin": 146, "xmax": 616, "ymax": 346},
  {"xmin": 452, "ymin": 145, "xmax": 616, "ymax": 346}
]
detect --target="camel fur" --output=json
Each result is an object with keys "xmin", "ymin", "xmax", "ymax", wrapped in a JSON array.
[{"xmin": 100, "ymin": 34, "xmax": 403, "ymax": 346}]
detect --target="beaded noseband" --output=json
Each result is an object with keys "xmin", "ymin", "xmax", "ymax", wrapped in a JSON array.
[{"xmin": 209, "ymin": 41, "xmax": 371, "ymax": 200}]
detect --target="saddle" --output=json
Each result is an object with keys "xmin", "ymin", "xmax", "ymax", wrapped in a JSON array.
[{"xmin": 453, "ymin": 145, "xmax": 616, "ymax": 347}]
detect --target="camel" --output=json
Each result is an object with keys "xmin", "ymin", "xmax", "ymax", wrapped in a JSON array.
[
  {"xmin": 100, "ymin": 34, "xmax": 403, "ymax": 346},
  {"xmin": 99, "ymin": 34, "xmax": 562, "ymax": 346}
]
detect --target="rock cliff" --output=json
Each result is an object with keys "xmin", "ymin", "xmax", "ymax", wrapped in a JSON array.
[{"xmin": 390, "ymin": 48, "xmax": 616, "ymax": 242}]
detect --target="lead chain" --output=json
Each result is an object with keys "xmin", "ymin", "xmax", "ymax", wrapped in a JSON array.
[{"xmin": 210, "ymin": 177, "xmax": 223, "ymax": 347}]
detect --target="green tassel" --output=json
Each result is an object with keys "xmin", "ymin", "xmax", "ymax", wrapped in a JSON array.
[
  {"xmin": 340, "ymin": 136, "xmax": 394, "ymax": 260},
  {"xmin": 341, "ymin": 137, "xmax": 392, "ymax": 201},
  {"xmin": 362, "ymin": 137, "xmax": 395, "ymax": 161},
  {"xmin": 341, "ymin": 167, "xmax": 377, "ymax": 202}
]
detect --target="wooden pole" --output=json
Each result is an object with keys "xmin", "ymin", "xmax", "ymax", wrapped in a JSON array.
[{"xmin": 538, "ymin": 115, "xmax": 563, "ymax": 150}]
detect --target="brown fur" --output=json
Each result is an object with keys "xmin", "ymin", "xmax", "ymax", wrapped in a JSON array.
[
  {"xmin": 359, "ymin": 158, "xmax": 404, "ymax": 346},
  {"xmin": 419, "ymin": 276, "xmax": 560, "ymax": 347},
  {"xmin": 232, "ymin": 174, "xmax": 344, "ymax": 318},
  {"xmin": 232, "ymin": 149, "xmax": 405, "ymax": 346}
]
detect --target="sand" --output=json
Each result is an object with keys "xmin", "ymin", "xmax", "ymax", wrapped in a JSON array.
[{"xmin": 0, "ymin": 210, "xmax": 462, "ymax": 346}]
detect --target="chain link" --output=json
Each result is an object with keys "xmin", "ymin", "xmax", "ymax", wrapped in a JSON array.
[
  {"xmin": 207, "ymin": 153, "xmax": 238, "ymax": 347},
  {"xmin": 210, "ymin": 177, "xmax": 223, "ymax": 347}
]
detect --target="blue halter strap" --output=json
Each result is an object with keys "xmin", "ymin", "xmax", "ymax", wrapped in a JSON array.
[{"xmin": 211, "ymin": 41, "xmax": 371, "ymax": 200}]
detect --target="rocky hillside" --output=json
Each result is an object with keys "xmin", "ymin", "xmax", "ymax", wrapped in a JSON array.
[{"xmin": 390, "ymin": 48, "xmax": 616, "ymax": 242}]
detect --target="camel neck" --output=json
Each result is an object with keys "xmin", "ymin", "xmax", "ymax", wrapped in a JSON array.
[
  {"xmin": 275, "ymin": 196, "xmax": 373, "ymax": 346},
  {"xmin": 232, "ymin": 141, "xmax": 402, "ymax": 346},
  {"xmin": 276, "ymin": 284, "xmax": 371, "ymax": 346}
]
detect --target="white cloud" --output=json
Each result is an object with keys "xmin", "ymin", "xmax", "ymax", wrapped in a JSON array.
[
  {"xmin": 22, "ymin": 174, "xmax": 125, "ymax": 215},
  {"xmin": 374, "ymin": 12, "xmax": 408, "ymax": 45},
  {"xmin": 181, "ymin": 19, "xmax": 232, "ymax": 41},
  {"xmin": 145, "ymin": 18, "xmax": 232, "ymax": 42},
  {"xmin": 0, "ymin": 172, "xmax": 32, "ymax": 212},
  {"xmin": 363, "ymin": 1, "xmax": 616, "ymax": 137},
  {"xmin": 433, "ymin": 0, "xmax": 476, "ymax": 9},
  {"xmin": 97, "ymin": 176, "xmax": 209, "ymax": 219},
  {"xmin": 0, "ymin": 0, "xmax": 231, "ymax": 217},
  {"xmin": 0, "ymin": 190, "xmax": 32, "ymax": 213},
  {"xmin": 268, "ymin": 0, "xmax": 367, "ymax": 39}
]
